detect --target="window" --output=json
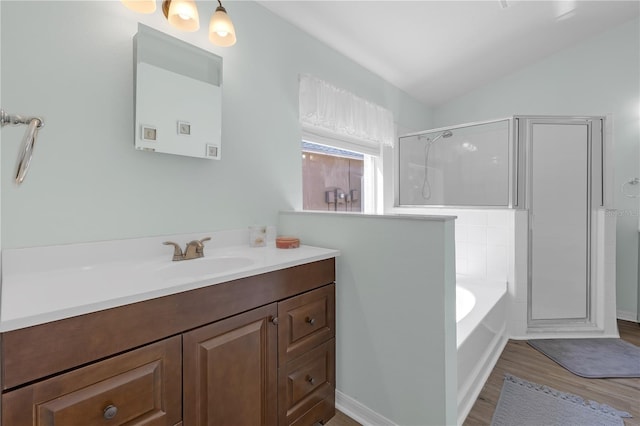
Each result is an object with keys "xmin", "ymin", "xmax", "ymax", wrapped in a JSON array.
[
  {"xmin": 302, "ymin": 141, "xmax": 364, "ymax": 211},
  {"xmin": 301, "ymin": 140, "xmax": 380, "ymax": 213},
  {"xmin": 298, "ymin": 74, "xmax": 393, "ymax": 214}
]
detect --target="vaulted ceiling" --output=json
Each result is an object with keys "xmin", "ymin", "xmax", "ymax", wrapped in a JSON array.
[{"xmin": 259, "ymin": 1, "xmax": 640, "ymax": 106}]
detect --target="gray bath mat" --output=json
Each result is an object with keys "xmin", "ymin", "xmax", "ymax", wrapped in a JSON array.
[
  {"xmin": 528, "ymin": 338, "xmax": 640, "ymax": 378},
  {"xmin": 491, "ymin": 374, "xmax": 631, "ymax": 426}
]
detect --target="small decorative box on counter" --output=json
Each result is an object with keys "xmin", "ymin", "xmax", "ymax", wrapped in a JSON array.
[{"xmin": 276, "ymin": 236, "xmax": 300, "ymax": 249}]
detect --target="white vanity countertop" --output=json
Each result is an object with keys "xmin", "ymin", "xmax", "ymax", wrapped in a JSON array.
[{"xmin": 0, "ymin": 229, "xmax": 339, "ymax": 332}]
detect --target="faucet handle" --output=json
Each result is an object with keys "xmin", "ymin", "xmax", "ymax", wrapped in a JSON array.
[
  {"xmin": 163, "ymin": 241, "xmax": 184, "ymax": 261},
  {"xmin": 196, "ymin": 237, "xmax": 211, "ymax": 255}
]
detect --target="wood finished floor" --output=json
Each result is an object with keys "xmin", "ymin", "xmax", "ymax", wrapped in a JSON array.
[
  {"xmin": 327, "ymin": 321, "xmax": 639, "ymax": 426},
  {"xmin": 464, "ymin": 320, "xmax": 640, "ymax": 426},
  {"xmin": 326, "ymin": 410, "xmax": 362, "ymax": 426}
]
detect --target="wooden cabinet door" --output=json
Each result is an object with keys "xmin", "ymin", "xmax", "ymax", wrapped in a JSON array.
[
  {"xmin": 2, "ymin": 336, "xmax": 182, "ymax": 426},
  {"xmin": 183, "ymin": 303, "xmax": 278, "ymax": 426}
]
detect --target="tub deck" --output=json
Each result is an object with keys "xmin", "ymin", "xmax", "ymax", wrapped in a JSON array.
[{"xmin": 456, "ymin": 277, "xmax": 508, "ymax": 425}]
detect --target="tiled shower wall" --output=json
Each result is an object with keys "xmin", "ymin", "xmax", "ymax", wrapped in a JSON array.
[
  {"xmin": 390, "ymin": 207, "xmax": 515, "ymax": 284},
  {"xmin": 453, "ymin": 209, "xmax": 513, "ymax": 283}
]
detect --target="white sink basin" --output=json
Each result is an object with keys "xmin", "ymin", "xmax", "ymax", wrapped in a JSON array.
[
  {"xmin": 157, "ymin": 256, "xmax": 255, "ymax": 279},
  {"xmin": 0, "ymin": 228, "xmax": 340, "ymax": 333}
]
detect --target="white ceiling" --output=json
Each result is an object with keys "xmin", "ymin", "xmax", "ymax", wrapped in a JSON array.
[{"xmin": 258, "ymin": 0, "xmax": 640, "ymax": 106}]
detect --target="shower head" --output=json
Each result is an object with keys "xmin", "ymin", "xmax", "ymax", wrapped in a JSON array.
[
  {"xmin": 421, "ymin": 129, "xmax": 453, "ymax": 200},
  {"xmin": 428, "ymin": 129, "xmax": 453, "ymax": 144}
]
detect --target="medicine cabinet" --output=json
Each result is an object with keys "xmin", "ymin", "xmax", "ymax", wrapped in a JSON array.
[{"xmin": 134, "ymin": 24, "xmax": 222, "ymax": 160}]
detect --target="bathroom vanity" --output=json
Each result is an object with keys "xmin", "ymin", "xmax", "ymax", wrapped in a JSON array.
[{"xmin": 0, "ymin": 232, "xmax": 338, "ymax": 425}]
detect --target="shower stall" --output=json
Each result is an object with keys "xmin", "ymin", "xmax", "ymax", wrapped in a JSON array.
[
  {"xmin": 395, "ymin": 115, "xmax": 617, "ymax": 423},
  {"xmin": 396, "ymin": 115, "xmax": 617, "ymax": 336}
]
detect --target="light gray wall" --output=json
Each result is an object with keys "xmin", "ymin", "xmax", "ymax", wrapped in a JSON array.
[
  {"xmin": 431, "ymin": 18, "xmax": 640, "ymax": 319},
  {"xmin": 0, "ymin": 0, "xmax": 3, "ymax": 301},
  {"xmin": 0, "ymin": 1, "xmax": 432, "ymax": 249},
  {"xmin": 279, "ymin": 211, "xmax": 457, "ymax": 426}
]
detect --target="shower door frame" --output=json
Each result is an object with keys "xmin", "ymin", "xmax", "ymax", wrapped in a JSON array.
[{"xmin": 519, "ymin": 116, "xmax": 605, "ymax": 330}]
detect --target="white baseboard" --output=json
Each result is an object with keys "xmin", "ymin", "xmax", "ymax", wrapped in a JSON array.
[
  {"xmin": 337, "ymin": 309, "xmax": 637, "ymax": 426},
  {"xmin": 335, "ymin": 390, "xmax": 396, "ymax": 426},
  {"xmin": 617, "ymin": 310, "xmax": 638, "ymax": 322}
]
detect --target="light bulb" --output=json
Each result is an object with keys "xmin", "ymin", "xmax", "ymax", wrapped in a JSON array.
[
  {"xmin": 209, "ymin": 5, "xmax": 236, "ymax": 46},
  {"xmin": 121, "ymin": 0, "xmax": 156, "ymax": 14},
  {"xmin": 167, "ymin": 0, "xmax": 199, "ymax": 32}
]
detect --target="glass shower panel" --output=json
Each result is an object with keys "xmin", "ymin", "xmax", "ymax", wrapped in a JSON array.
[{"xmin": 398, "ymin": 119, "xmax": 511, "ymax": 207}]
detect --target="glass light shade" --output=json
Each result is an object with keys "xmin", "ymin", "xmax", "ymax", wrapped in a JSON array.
[
  {"xmin": 121, "ymin": 0, "xmax": 157, "ymax": 14},
  {"xmin": 209, "ymin": 7, "xmax": 236, "ymax": 47},
  {"xmin": 167, "ymin": 0, "xmax": 200, "ymax": 32}
]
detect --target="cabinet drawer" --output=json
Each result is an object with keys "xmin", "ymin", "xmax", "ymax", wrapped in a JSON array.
[
  {"xmin": 290, "ymin": 398, "xmax": 335, "ymax": 426},
  {"xmin": 2, "ymin": 336, "xmax": 182, "ymax": 426},
  {"xmin": 278, "ymin": 339, "xmax": 335, "ymax": 426},
  {"xmin": 278, "ymin": 284, "xmax": 335, "ymax": 365}
]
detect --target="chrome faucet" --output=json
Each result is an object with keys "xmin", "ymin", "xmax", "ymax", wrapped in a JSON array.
[{"xmin": 163, "ymin": 237, "xmax": 211, "ymax": 261}]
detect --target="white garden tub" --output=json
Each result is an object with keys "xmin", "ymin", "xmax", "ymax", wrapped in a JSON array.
[{"xmin": 456, "ymin": 276, "xmax": 508, "ymax": 425}]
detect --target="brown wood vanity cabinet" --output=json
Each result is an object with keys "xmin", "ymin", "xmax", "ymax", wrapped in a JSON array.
[
  {"xmin": 2, "ymin": 336, "xmax": 182, "ymax": 425},
  {"xmin": 0, "ymin": 258, "xmax": 336, "ymax": 426},
  {"xmin": 277, "ymin": 285, "xmax": 336, "ymax": 426}
]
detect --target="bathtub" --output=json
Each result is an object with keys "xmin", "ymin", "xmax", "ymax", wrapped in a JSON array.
[{"xmin": 456, "ymin": 276, "xmax": 508, "ymax": 425}]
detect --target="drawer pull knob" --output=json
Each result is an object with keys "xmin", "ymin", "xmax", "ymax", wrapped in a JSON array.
[
  {"xmin": 270, "ymin": 316, "xmax": 279, "ymax": 325},
  {"xmin": 306, "ymin": 317, "xmax": 316, "ymax": 326},
  {"xmin": 306, "ymin": 375, "xmax": 316, "ymax": 385},
  {"xmin": 103, "ymin": 405, "xmax": 118, "ymax": 420}
]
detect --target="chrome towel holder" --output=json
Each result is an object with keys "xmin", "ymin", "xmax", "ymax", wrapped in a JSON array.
[{"xmin": 0, "ymin": 108, "xmax": 45, "ymax": 185}]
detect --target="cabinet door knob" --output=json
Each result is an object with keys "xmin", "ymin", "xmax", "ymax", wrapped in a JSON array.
[
  {"xmin": 306, "ymin": 317, "xmax": 316, "ymax": 326},
  {"xmin": 270, "ymin": 316, "xmax": 279, "ymax": 325},
  {"xmin": 103, "ymin": 405, "xmax": 118, "ymax": 420},
  {"xmin": 306, "ymin": 375, "xmax": 315, "ymax": 385}
]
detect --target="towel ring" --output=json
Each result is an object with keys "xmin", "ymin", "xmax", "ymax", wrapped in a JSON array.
[{"xmin": 1, "ymin": 108, "xmax": 45, "ymax": 185}]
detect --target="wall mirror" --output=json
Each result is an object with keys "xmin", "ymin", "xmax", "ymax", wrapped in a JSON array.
[{"xmin": 134, "ymin": 24, "xmax": 222, "ymax": 160}]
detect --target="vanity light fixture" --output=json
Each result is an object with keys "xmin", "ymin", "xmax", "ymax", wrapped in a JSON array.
[
  {"xmin": 121, "ymin": 0, "xmax": 236, "ymax": 46},
  {"xmin": 163, "ymin": 0, "xmax": 200, "ymax": 32},
  {"xmin": 209, "ymin": 0, "xmax": 237, "ymax": 46},
  {"xmin": 121, "ymin": 0, "xmax": 157, "ymax": 14}
]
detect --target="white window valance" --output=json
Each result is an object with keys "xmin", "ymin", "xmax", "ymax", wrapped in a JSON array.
[{"xmin": 299, "ymin": 74, "xmax": 395, "ymax": 151}]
